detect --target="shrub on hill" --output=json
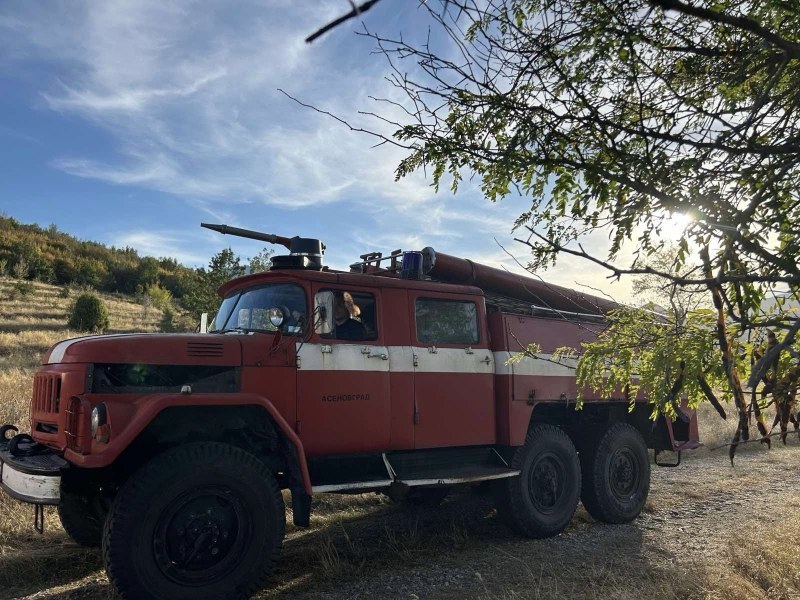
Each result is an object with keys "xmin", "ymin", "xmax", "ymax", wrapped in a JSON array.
[
  {"xmin": 68, "ymin": 293, "xmax": 110, "ymax": 333},
  {"xmin": 144, "ymin": 284, "xmax": 173, "ymax": 311},
  {"xmin": 14, "ymin": 281, "xmax": 35, "ymax": 298},
  {"xmin": 159, "ymin": 306, "xmax": 196, "ymax": 333}
]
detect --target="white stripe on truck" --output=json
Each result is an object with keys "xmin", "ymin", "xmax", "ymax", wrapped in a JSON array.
[{"xmin": 296, "ymin": 344, "xmax": 576, "ymax": 376}]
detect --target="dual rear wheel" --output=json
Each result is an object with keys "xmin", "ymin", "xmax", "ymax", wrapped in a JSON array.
[{"xmin": 494, "ymin": 423, "xmax": 650, "ymax": 538}]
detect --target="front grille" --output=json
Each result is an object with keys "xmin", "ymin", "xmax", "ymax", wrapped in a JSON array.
[
  {"xmin": 33, "ymin": 373, "xmax": 62, "ymax": 415},
  {"xmin": 186, "ymin": 341, "xmax": 225, "ymax": 357}
]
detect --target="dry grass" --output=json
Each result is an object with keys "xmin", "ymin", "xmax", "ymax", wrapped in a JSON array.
[
  {"xmin": 476, "ymin": 512, "xmax": 800, "ymax": 600},
  {"xmin": 692, "ymin": 398, "xmax": 799, "ymax": 459}
]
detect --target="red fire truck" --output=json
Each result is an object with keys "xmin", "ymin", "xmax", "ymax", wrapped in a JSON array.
[{"xmin": 0, "ymin": 224, "xmax": 699, "ymax": 599}]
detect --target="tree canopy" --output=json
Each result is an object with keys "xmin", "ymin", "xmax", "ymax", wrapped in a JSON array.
[{"xmin": 357, "ymin": 0, "xmax": 800, "ymax": 459}]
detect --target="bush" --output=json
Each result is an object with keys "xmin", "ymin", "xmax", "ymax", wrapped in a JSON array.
[
  {"xmin": 14, "ymin": 281, "xmax": 35, "ymax": 297},
  {"xmin": 59, "ymin": 286, "xmax": 70, "ymax": 299},
  {"xmin": 68, "ymin": 293, "xmax": 110, "ymax": 333},
  {"xmin": 160, "ymin": 307, "xmax": 196, "ymax": 333},
  {"xmin": 145, "ymin": 284, "xmax": 172, "ymax": 311}
]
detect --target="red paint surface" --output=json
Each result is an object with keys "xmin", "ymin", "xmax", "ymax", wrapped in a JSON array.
[
  {"xmin": 409, "ymin": 290, "xmax": 495, "ymax": 448},
  {"xmin": 297, "ymin": 370, "xmax": 391, "ymax": 456}
]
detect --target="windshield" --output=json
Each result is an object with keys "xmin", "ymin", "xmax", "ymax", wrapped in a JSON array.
[{"xmin": 210, "ymin": 283, "xmax": 307, "ymax": 334}]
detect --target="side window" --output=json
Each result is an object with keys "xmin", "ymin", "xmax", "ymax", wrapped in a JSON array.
[
  {"xmin": 415, "ymin": 298, "xmax": 479, "ymax": 345},
  {"xmin": 320, "ymin": 289, "xmax": 378, "ymax": 341}
]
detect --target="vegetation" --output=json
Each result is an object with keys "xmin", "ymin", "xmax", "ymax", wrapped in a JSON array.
[
  {"xmin": 0, "ymin": 215, "xmax": 273, "ymax": 321},
  {"xmin": 358, "ymin": 0, "xmax": 800, "ymax": 460},
  {"xmin": 67, "ymin": 293, "xmax": 110, "ymax": 333},
  {"xmin": 12, "ymin": 281, "xmax": 34, "ymax": 299},
  {"xmin": 0, "ymin": 216, "xmax": 191, "ymax": 295}
]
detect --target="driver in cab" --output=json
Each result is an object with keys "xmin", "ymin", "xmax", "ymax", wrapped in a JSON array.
[{"xmin": 332, "ymin": 290, "xmax": 366, "ymax": 341}]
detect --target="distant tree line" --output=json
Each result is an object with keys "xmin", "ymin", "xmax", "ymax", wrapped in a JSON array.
[{"xmin": 0, "ymin": 215, "xmax": 272, "ymax": 319}]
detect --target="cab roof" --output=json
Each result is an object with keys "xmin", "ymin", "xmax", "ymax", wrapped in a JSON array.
[{"xmin": 217, "ymin": 268, "xmax": 484, "ymax": 298}]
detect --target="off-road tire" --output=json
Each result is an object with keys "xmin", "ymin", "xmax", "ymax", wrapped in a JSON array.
[
  {"xmin": 103, "ymin": 442, "xmax": 285, "ymax": 600},
  {"xmin": 58, "ymin": 488, "xmax": 108, "ymax": 547},
  {"xmin": 494, "ymin": 424, "xmax": 581, "ymax": 538},
  {"xmin": 580, "ymin": 422, "xmax": 650, "ymax": 524}
]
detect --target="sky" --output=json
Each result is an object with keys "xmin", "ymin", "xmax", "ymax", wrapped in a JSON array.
[{"xmin": 0, "ymin": 0, "xmax": 634, "ymax": 300}]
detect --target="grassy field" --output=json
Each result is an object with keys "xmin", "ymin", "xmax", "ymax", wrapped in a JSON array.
[{"xmin": 0, "ymin": 278, "xmax": 798, "ymax": 599}]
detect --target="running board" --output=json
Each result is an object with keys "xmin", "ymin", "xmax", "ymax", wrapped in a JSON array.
[{"xmin": 308, "ymin": 446, "xmax": 519, "ymax": 493}]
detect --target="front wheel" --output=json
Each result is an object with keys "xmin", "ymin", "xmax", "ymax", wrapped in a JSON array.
[
  {"xmin": 494, "ymin": 424, "xmax": 581, "ymax": 538},
  {"xmin": 58, "ymin": 487, "xmax": 109, "ymax": 547},
  {"xmin": 103, "ymin": 443, "xmax": 285, "ymax": 600},
  {"xmin": 580, "ymin": 422, "xmax": 650, "ymax": 524}
]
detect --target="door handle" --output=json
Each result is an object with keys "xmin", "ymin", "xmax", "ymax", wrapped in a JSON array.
[
  {"xmin": 480, "ymin": 355, "xmax": 492, "ymax": 364},
  {"xmin": 362, "ymin": 346, "xmax": 388, "ymax": 360}
]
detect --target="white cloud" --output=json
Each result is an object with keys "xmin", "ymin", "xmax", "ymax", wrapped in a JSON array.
[
  {"xmin": 1, "ymin": 1, "xmax": 491, "ymax": 218},
  {"xmin": 112, "ymin": 230, "xmax": 209, "ymax": 265}
]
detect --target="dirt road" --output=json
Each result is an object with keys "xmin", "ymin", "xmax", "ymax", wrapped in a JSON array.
[{"xmin": 7, "ymin": 444, "xmax": 800, "ymax": 600}]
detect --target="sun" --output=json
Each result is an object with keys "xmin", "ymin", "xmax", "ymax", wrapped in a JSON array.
[{"xmin": 662, "ymin": 211, "xmax": 693, "ymax": 238}]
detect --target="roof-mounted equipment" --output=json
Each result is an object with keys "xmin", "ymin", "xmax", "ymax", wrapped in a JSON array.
[{"xmin": 201, "ymin": 223, "xmax": 325, "ymax": 271}]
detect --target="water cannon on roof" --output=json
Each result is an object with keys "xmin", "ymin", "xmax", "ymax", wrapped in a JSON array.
[{"xmin": 201, "ymin": 223, "xmax": 325, "ymax": 270}]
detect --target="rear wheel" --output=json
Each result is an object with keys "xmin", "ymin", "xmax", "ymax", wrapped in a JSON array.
[
  {"xmin": 580, "ymin": 422, "xmax": 650, "ymax": 524},
  {"xmin": 103, "ymin": 443, "xmax": 284, "ymax": 600},
  {"xmin": 494, "ymin": 424, "xmax": 581, "ymax": 538}
]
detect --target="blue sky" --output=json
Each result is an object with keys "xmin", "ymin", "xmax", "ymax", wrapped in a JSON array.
[{"xmin": 0, "ymin": 1, "xmax": 633, "ymax": 298}]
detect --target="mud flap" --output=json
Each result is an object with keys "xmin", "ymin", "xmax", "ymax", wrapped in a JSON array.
[{"xmin": 291, "ymin": 488, "xmax": 311, "ymax": 527}]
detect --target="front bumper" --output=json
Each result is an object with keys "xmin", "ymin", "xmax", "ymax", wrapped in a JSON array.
[{"xmin": 0, "ymin": 428, "xmax": 67, "ymax": 505}]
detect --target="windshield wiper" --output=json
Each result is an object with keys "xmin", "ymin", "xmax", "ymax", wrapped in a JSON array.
[{"xmin": 213, "ymin": 327, "xmax": 251, "ymax": 334}]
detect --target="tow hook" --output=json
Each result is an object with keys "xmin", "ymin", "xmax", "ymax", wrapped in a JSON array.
[
  {"xmin": 0, "ymin": 424, "xmax": 19, "ymax": 442},
  {"xmin": 34, "ymin": 504, "xmax": 45, "ymax": 534}
]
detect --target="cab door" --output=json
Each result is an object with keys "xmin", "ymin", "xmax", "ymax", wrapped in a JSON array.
[
  {"xmin": 410, "ymin": 293, "xmax": 495, "ymax": 448},
  {"xmin": 296, "ymin": 285, "xmax": 391, "ymax": 456}
]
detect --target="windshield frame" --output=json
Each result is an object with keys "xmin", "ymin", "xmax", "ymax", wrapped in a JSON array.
[{"xmin": 209, "ymin": 282, "xmax": 307, "ymax": 335}]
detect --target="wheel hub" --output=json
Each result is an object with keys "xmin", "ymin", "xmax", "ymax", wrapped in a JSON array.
[
  {"xmin": 609, "ymin": 448, "xmax": 638, "ymax": 498},
  {"xmin": 528, "ymin": 454, "xmax": 565, "ymax": 513},
  {"xmin": 153, "ymin": 487, "xmax": 249, "ymax": 585}
]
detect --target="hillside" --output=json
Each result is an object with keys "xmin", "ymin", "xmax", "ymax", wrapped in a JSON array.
[
  {"xmin": 0, "ymin": 277, "xmax": 164, "ymax": 425},
  {"xmin": 0, "ymin": 215, "xmax": 195, "ymax": 297},
  {"xmin": 0, "ymin": 215, "xmax": 271, "ymax": 320}
]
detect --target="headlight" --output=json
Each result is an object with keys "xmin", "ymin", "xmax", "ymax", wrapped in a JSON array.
[
  {"xmin": 91, "ymin": 403, "xmax": 108, "ymax": 438},
  {"xmin": 268, "ymin": 307, "xmax": 285, "ymax": 327}
]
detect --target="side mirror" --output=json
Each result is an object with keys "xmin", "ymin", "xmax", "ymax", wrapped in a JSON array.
[{"xmin": 314, "ymin": 291, "xmax": 334, "ymax": 335}]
